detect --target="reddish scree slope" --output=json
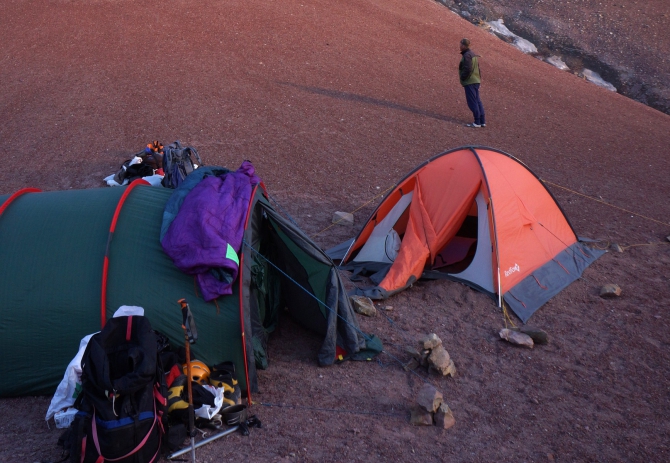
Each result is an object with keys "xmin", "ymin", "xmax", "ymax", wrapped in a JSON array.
[{"xmin": 1, "ymin": 0, "xmax": 669, "ymax": 462}]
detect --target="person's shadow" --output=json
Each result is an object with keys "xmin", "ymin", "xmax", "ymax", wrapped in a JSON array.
[{"xmin": 278, "ymin": 82, "xmax": 461, "ymax": 124}]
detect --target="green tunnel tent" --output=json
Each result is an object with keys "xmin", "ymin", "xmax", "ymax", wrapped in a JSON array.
[{"xmin": 0, "ymin": 180, "xmax": 365, "ymax": 398}]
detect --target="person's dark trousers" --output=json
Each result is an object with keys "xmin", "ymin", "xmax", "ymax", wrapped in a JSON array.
[{"xmin": 464, "ymin": 83, "xmax": 486, "ymax": 125}]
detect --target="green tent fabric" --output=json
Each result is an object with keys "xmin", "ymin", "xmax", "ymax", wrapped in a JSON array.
[{"xmin": 0, "ymin": 180, "xmax": 367, "ymax": 398}]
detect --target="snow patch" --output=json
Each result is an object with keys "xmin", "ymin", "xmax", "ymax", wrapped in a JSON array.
[
  {"xmin": 582, "ymin": 69, "xmax": 617, "ymax": 92},
  {"xmin": 514, "ymin": 37, "xmax": 538, "ymax": 54},
  {"xmin": 486, "ymin": 19, "xmax": 537, "ymax": 54},
  {"xmin": 546, "ymin": 55, "xmax": 570, "ymax": 71}
]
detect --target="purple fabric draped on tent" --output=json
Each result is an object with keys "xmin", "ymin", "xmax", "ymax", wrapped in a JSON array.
[{"xmin": 162, "ymin": 161, "xmax": 260, "ymax": 301}]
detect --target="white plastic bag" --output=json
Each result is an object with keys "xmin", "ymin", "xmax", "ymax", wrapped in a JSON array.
[
  {"xmin": 54, "ymin": 407, "xmax": 79, "ymax": 429},
  {"xmin": 194, "ymin": 385, "xmax": 225, "ymax": 420},
  {"xmin": 45, "ymin": 334, "xmax": 94, "ymax": 422}
]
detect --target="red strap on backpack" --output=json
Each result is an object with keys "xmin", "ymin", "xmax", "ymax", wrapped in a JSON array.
[
  {"xmin": 91, "ymin": 400, "xmax": 160, "ymax": 462},
  {"xmin": 125, "ymin": 316, "xmax": 133, "ymax": 341},
  {"xmin": 80, "ymin": 436, "xmax": 87, "ymax": 463}
]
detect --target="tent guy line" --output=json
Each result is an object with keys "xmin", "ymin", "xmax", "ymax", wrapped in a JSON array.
[
  {"xmin": 542, "ymin": 179, "xmax": 670, "ymax": 228},
  {"xmin": 259, "ymin": 402, "xmax": 406, "ymax": 418},
  {"xmin": 242, "ymin": 238, "xmax": 441, "ymax": 390},
  {"xmin": 303, "ymin": 170, "xmax": 669, "ymax": 247},
  {"xmin": 268, "ymin": 192, "xmax": 300, "ymax": 228}
]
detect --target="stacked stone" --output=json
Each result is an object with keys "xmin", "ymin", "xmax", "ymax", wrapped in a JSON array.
[
  {"xmin": 404, "ymin": 333, "xmax": 456, "ymax": 377},
  {"xmin": 410, "ymin": 383, "xmax": 456, "ymax": 429}
]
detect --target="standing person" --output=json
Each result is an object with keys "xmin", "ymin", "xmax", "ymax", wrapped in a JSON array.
[{"xmin": 459, "ymin": 38, "xmax": 486, "ymax": 127}]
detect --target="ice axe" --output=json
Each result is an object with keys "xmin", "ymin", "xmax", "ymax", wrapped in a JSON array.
[{"xmin": 178, "ymin": 298, "xmax": 198, "ymax": 463}]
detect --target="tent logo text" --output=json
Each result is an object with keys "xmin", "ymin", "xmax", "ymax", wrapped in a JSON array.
[{"xmin": 504, "ymin": 263, "xmax": 520, "ymax": 277}]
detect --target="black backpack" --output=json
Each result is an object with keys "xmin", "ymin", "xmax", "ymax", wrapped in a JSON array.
[
  {"xmin": 64, "ymin": 315, "xmax": 168, "ymax": 463},
  {"xmin": 161, "ymin": 141, "xmax": 203, "ymax": 189}
]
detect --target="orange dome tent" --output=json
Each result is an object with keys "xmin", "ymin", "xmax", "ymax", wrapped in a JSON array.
[{"xmin": 328, "ymin": 146, "xmax": 604, "ymax": 322}]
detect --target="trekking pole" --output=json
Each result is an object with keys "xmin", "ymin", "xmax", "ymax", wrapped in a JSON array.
[
  {"xmin": 178, "ymin": 298, "xmax": 198, "ymax": 463},
  {"xmin": 167, "ymin": 426, "xmax": 240, "ymax": 459}
]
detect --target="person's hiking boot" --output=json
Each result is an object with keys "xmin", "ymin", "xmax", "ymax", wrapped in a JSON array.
[{"xmin": 465, "ymin": 123, "xmax": 481, "ymax": 128}]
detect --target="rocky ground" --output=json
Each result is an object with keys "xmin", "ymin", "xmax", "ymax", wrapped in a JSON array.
[
  {"xmin": 438, "ymin": 0, "xmax": 670, "ymax": 114},
  {"xmin": 1, "ymin": 0, "xmax": 669, "ymax": 462}
]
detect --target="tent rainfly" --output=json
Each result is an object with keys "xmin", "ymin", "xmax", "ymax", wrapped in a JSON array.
[
  {"xmin": 328, "ymin": 146, "xmax": 605, "ymax": 322},
  {"xmin": 0, "ymin": 177, "xmax": 365, "ymax": 398}
]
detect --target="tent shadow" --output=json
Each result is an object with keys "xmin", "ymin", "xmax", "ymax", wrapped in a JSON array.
[{"xmin": 277, "ymin": 81, "xmax": 461, "ymax": 124}]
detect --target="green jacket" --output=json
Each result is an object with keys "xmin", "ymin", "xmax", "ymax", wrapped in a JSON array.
[{"xmin": 459, "ymin": 49, "xmax": 481, "ymax": 86}]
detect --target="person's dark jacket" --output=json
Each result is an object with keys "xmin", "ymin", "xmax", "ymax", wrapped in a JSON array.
[{"xmin": 459, "ymin": 48, "xmax": 481, "ymax": 86}]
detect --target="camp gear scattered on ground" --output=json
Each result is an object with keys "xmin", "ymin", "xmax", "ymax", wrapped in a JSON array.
[
  {"xmin": 223, "ymin": 384, "xmax": 242, "ymax": 408},
  {"xmin": 60, "ymin": 314, "xmax": 167, "ymax": 463},
  {"xmin": 178, "ymin": 298, "xmax": 198, "ymax": 463},
  {"xmin": 192, "ymin": 384, "xmax": 223, "ymax": 419},
  {"xmin": 161, "ymin": 141, "xmax": 203, "ymax": 189},
  {"xmin": 209, "ymin": 370, "xmax": 236, "ymax": 391},
  {"xmin": 238, "ymin": 414, "xmax": 262, "ymax": 437},
  {"xmin": 106, "ymin": 141, "xmax": 166, "ymax": 187},
  {"xmin": 0, "ymin": 170, "xmax": 367, "ymax": 399},
  {"xmin": 183, "ymin": 360, "xmax": 210, "ymax": 385},
  {"xmin": 166, "ymin": 426, "xmax": 239, "ymax": 460},
  {"xmin": 221, "ymin": 404, "xmax": 247, "ymax": 426},
  {"xmin": 209, "ymin": 362, "xmax": 239, "ymax": 397},
  {"xmin": 167, "ymin": 380, "xmax": 189, "ymax": 415},
  {"xmin": 111, "ymin": 156, "xmax": 156, "ymax": 185},
  {"xmin": 329, "ymin": 146, "xmax": 605, "ymax": 323},
  {"xmin": 166, "ymin": 422, "xmax": 187, "ymax": 453},
  {"xmin": 142, "ymin": 141, "xmax": 165, "ymax": 171},
  {"xmin": 211, "ymin": 361, "xmax": 237, "ymax": 380}
]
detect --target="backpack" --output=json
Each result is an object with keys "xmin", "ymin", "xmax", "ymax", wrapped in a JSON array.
[
  {"xmin": 161, "ymin": 141, "xmax": 203, "ymax": 189},
  {"xmin": 64, "ymin": 316, "xmax": 168, "ymax": 463}
]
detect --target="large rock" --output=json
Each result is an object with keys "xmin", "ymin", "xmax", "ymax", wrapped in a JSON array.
[
  {"xmin": 512, "ymin": 327, "xmax": 549, "ymax": 345},
  {"xmin": 416, "ymin": 383, "xmax": 443, "ymax": 413},
  {"xmin": 499, "ymin": 329, "xmax": 534, "ymax": 348},
  {"xmin": 420, "ymin": 333, "xmax": 442, "ymax": 350},
  {"xmin": 350, "ymin": 295, "xmax": 377, "ymax": 316},
  {"xmin": 434, "ymin": 403, "xmax": 456, "ymax": 430},
  {"xmin": 600, "ymin": 284, "xmax": 622, "ymax": 298},
  {"xmin": 332, "ymin": 211, "xmax": 354, "ymax": 226},
  {"xmin": 428, "ymin": 346, "xmax": 452, "ymax": 375},
  {"xmin": 409, "ymin": 405, "xmax": 434, "ymax": 426}
]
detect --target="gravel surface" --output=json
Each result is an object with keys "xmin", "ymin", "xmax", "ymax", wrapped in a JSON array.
[{"xmin": 1, "ymin": 0, "xmax": 669, "ymax": 462}]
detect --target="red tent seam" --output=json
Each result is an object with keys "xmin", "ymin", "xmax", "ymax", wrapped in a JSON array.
[{"xmin": 101, "ymin": 180, "xmax": 150, "ymax": 328}]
